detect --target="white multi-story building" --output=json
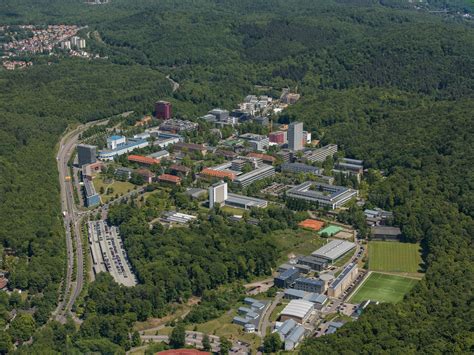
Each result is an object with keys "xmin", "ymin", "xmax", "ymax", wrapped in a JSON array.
[{"xmin": 209, "ymin": 181, "xmax": 228, "ymax": 208}]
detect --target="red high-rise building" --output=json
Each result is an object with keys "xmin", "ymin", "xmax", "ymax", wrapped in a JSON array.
[
  {"xmin": 155, "ymin": 100, "xmax": 172, "ymax": 120},
  {"xmin": 269, "ymin": 130, "xmax": 287, "ymax": 144}
]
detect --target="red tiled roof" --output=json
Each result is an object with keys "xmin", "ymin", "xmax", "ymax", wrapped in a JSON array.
[
  {"xmin": 200, "ymin": 168, "xmax": 236, "ymax": 180},
  {"xmin": 158, "ymin": 174, "xmax": 181, "ymax": 184},
  {"xmin": 128, "ymin": 155, "xmax": 160, "ymax": 165}
]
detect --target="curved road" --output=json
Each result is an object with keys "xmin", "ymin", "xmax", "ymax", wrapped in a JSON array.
[{"xmin": 54, "ymin": 120, "xmax": 108, "ymax": 323}]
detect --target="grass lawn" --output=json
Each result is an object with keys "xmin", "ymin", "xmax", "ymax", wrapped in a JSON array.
[
  {"xmin": 221, "ymin": 206, "xmax": 244, "ymax": 216},
  {"xmin": 269, "ymin": 300, "xmax": 288, "ymax": 322},
  {"xmin": 333, "ymin": 250, "xmax": 354, "ymax": 267},
  {"xmin": 369, "ymin": 241, "xmax": 422, "ymax": 273},
  {"xmin": 274, "ymin": 229, "xmax": 326, "ymax": 264},
  {"xmin": 349, "ymin": 272, "xmax": 418, "ymax": 303},
  {"xmin": 187, "ymin": 311, "xmax": 260, "ymax": 351},
  {"xmin": 93, "ymin": 177, "xmax": 135, "ymax": 203}
]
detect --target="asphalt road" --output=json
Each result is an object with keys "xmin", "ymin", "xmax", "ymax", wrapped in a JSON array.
[
  {"xmin": 54, "ymin": 120, "xmax": 108, "ymax": 323},
  {"xmin": 259, "ymin": 291, "xmax": 283, "ymax": 338}
]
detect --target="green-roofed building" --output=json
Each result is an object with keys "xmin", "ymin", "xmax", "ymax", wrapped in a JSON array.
[{"xmin": 318, "ymin": 225, "xmax": 343, "ymax": 237}]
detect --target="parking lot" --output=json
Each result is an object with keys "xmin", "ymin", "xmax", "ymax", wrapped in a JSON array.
[{"xmin": 88, "ymin": 220, "xmax": 137, "ymax": 287}]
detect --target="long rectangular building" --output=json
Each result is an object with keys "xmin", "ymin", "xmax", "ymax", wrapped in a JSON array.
[
  {"xmin": 226, "ymin": 193, "xmax": 268, "ymax": 209},
  {"xmin": 234, "ymin": 164, "xmax": 275, "ymax": 187},
  {"xmin": 286, "ymin": 181, "xmax": 357, "ymax": 209},
  {"xmin": 84, "ymin": 179, "xmax": 100, "ymax": 207},
  {"xmin": 98, "ymin": 138, "xmax": 149, "ymax": 160},
  {"xmin": 311, "ymin": 239, "xmax": 356, "ymax": 263},
  {"xmin": 328, "ymin": 263, "xmax": 358, "ymax": 298},
  {"xmin": 304, "ymin": 144, "xmax": 338, "ymax": 163},
  {"xmin": 281, "ymin": 162, "xmax": 321, "ymax": 175}
]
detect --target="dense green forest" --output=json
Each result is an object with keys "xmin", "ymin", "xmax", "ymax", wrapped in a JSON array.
[
  {"xmin": 0, "ymin": 59, "xmax": 171, "ymax": 350},
  {"xmin": 0, "ymin": 0, "xmax": 473, "ymax": 353}
]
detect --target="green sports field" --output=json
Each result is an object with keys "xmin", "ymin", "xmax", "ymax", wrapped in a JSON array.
[
  {"xmin": 349, "ymin": 272, "xmax": 418, "ymax": 303},
  {"xmin": 369, "ymin": 241, "xmax": 422, "ymax": 273}
]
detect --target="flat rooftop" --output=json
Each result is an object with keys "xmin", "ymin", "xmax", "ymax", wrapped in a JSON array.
[
  {"xmin": 235, "ymin": 164, "xmax": 274, "ymax": 182},
  {"xmin": 312, "ymin": 239, "xmax": 356, "ymax": 261},
  {"xmin": 280, "ymin": 299, "xmax": 313, "ymax": 319},
  {"xmin": 99, "ymin": 138, "xmax": 147, "ymax": 153},
  {"xmin": 227, "ymin": 193, "xmax": 267, "ymax": 208},
  {"xmin": 286, "ymin": 181, "xmax": 353, "ymax": 202}
]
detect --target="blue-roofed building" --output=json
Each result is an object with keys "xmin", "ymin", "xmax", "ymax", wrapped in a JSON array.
[
  {"xmin": 251, "ymin": 302, "xmax": 265, "ymax": 310},
  {"xmin": 326, "ymin": 321, "xmax": 344, "ymax": 335},
  {"xmin": 232, "ymin": 316, "xmax": 250, "ymax": 326},
  {"xmin": 233, "ymin": 298, "xmax": 269, "ymax": 330},
  {"xmin": 284, "ymin": 289, "xmax": 328, "ymax": 309},
  {"xmin": 276, "ymin": 319, "xmax": 298, "ymax": 340},
  {"xmin": 294, "ymin": 277, "xmax": 325, "ymax": 294},
  {"xmin": 243, "ymin": 297, "xmax": 258, "ymax": 305},
  {"xmin": 285, "ymin": 324, "xmax": 306, "ymax": 350},
  {"xmin": 246, "ymin": 311, "xmax": 259, "ymax": 320},
  {"xmin": 284, "ymin": 288, "xmax": 306, "ymax": 300},
  {"xmin": 304, "ymin": 293, "xmax": 328, "ymax": 309},
  {"xmin": 238, "ymin": 306, "xmax": 259, "ymax": 319},
  {"xmin": 84, "ymin": 179, "xmax": 100, "ymax": 207},
  {"xmin": 275, "ymin": 319, "xmax": 307, "ymax": 351},
  {"xmin": 99, "ymin": 136, "xmax": 149, "ymax": 160},
  {"xmin": 238, "ymin": 306, "xmax": 253, "ymax": 315},
  {"xmin": 107, "ymin": 135, "xmax": 126, "ymax": 149},
  {"xmin": 274, "ymin": 268, "xmax": 300, "ymax": 288}
]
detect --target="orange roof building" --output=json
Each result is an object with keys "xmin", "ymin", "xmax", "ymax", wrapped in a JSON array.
[
  {"xmin": 247, "ymin": 152, "xmax": 276, "ymax": 164},
  {"xmin": 158, "ymin": 173, "xmax": 181, "ymax": 185},
  {"xmin": 128, "ymin": 155, "xmax": 160, "ymax": 166},
  {"xmin": 298, "ymin": 219, "xmax": 325, "ymax": 231},
  {"xmin": 200, "ymin": 168, "xmax": 236, "ymax": 181}
]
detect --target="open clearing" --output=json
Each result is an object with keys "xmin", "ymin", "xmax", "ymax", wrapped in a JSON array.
[
  {"xmin": 349, "ymin": 272, "xmax": 418, "ymax": 303},
  {"xmin": 187, "ymin": 311, "xmax": 260, "ymax": 352},
  {"xmin": 369, "ymin": 241, "xmax": 422, "ymax": 273},
  {"xmin": 92, "ymin": 177, "xmax": 135, "ymax": 203},
  {"xmin": 274, "ymin": 229, "xmax": 326, "ymax": 264}
]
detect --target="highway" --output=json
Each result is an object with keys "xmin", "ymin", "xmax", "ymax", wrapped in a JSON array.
[{"xmin": 53, "ymin": 120, "xmax": 108, "ymax": 323}]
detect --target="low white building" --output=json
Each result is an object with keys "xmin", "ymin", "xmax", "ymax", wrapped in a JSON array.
[{"xmin": 280, "ymin": 299, "xmax": 314, "ymax": 323}]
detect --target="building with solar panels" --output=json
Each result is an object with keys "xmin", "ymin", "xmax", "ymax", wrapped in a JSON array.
[{"xmin": 328, "ymin": 263, "xmax": 358, "ymax": 297}]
